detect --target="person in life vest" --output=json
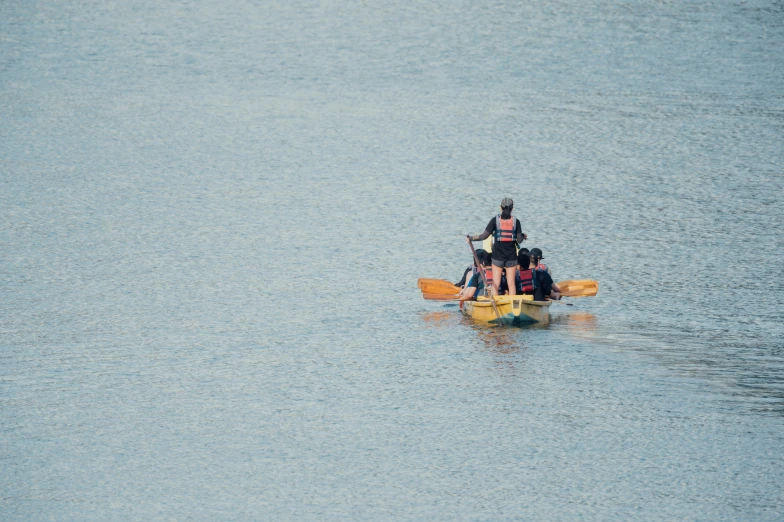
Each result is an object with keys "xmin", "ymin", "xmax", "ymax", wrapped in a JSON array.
[
  {"xmin": 528, "ymin": 248, "xmax": 551, "ymax": 276},
  {"xmin": 528, "ymin": 248, "xmax": 561, "ymax": 300},
  {"xmin": 459, "ymin": 252, "xmax": 494, "ymax": 302},
  {"xmin": 455, "ymin": 249, "xmax": 487, "ymax": 288},
  {"xmin": 466, "ymin": 198, "xmax": 527, "ymax": 296},
  {"xmin": 515, "ymin": 251, "xmax": 535, "ymax": 295}
]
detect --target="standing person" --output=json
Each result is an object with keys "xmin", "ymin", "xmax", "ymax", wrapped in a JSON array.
[{"xmin": 466, "ymin": 198, "xmax": 527, "ymax": 296}]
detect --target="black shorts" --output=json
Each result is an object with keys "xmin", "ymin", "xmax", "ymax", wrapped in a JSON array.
[{"xmin": 492, "ymin": 258, "xmax": 518, "ymax": 268}]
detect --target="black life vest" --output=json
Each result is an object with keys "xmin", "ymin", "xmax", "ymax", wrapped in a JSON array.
[
  {"xmin": 530, "ymin": 264, "xmax": 548, "ymax": 289},
  {"xmin": 532, "ymin": 270, "xmax": 554, "ymax": 301}
]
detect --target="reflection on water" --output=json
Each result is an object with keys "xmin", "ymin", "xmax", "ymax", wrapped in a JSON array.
[
  {"xmin": 422, "ymin": 309, "xmax": 531, "ymax": 378},
  {"xmin": 472, "ymin": 322, "xmax": 529, "ymax": 380},
  {"xmin": 551, "ymin": 311, "xmax": 598, "ymax": 335},
  {"xmin": 473, "ymin": 324, "xmax": 524, "ymax": 355},
  {"xmin": 424, "ymin": 308, "xmax": 601, "ymax": 380},
  {"xmin": 420, "ymin": 310, "xmax": 458, "ymax": 329}
]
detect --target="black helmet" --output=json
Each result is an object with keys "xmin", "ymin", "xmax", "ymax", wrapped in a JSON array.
[{"xmin": 529, "ymin": 248, "xmax": 543, "ymax": 259}]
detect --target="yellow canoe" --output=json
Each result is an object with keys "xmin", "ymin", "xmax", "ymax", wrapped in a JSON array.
[{"xmin": 462, "ymin": 295, "xmax": 552, "ymax": 325}]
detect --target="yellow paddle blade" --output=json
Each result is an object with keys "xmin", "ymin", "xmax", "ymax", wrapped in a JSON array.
[{"xmin": 556, "ymin": 279, "xmax": 598, "ymax": 297}]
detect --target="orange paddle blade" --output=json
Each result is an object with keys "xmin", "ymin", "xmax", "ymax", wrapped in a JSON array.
[
  {"xmin": 418, "ymin": 278, "xmax": 456, "ymax": 288},
  {"xmin": 556, "ymin": 279, "xmax": 598, "ymax": 297},
  {"xmin": 423, "ymin": 293, "xmax": 461, "ymax": 301},
  {"xmin": 418, "ymin": 278, "xmax": 460, "ymax": 294},
  {"xmin": 420, "ymin": 284, "xmax": 460, "ymax": 295}
]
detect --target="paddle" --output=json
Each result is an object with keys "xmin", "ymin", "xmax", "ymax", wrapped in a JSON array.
[
  {"xmin": 418, "ymin": 278, "xmax": 460, "ymax": 293},
  {"xmin": 555, "ymin": 279, "xmax": 598, "ymax": 297},
  {"xmin": 419, "ymin": 277, "xmax": 598, "ymax": 297},
  {"xmin": 466, "ymin": 236, "xmax": 505, "ymax": 327},
  {"xmin": 420, "ymin": 282, "xmax": 460, "ymax": 295},
  {"xmin": 423, "ymin": 293, "xmax": 461, "ymax": 301}
]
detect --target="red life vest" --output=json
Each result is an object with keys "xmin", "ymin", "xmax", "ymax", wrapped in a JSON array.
[
  {"xmin": 471, "ymin": 268, "xmax": 494, "ymax": 298},
  {"xmin": 484, "ymin": 268, "xmax": 494, "ymax": 285},
  {"xmin": 493, "ymin": 215, "xmax": 517, "ymax": 242},
  {"xmin": 518, "ymin": 268, "xmax": 534, "ymax": 294}
]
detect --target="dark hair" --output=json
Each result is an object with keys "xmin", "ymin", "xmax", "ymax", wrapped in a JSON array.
[
  {"xmin": 480, "ymin": 252, "xmax": 493, "ymax": 267},
  {"xmin": 518, "ymin": 247, "xmax": 529, "ymax": 255},
  {"xmin": 500, "ymin": 206, "xmax": 513, "ymax": 219},
  {"xmin": 517, "ymin": 252, "xmax": 530, "ymax": 269}
]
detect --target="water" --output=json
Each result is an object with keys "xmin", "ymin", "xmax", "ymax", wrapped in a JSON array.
[{"xmin": 1, "ymin": 0, "xmax": 783, "ymax": 519}]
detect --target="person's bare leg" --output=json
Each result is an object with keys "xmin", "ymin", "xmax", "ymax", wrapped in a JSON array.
[
  {"xmin": 506, "ymin": 266, "xmax": 518, "ymax": 296},
  {"xmin": 491, "ymin": 264, "xmax": 502, "ymax": 296}
]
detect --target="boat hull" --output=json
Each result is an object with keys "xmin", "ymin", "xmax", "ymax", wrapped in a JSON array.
[{"xmin": 462, "ymin": 295, "xmax": 552, "ymax": 325}]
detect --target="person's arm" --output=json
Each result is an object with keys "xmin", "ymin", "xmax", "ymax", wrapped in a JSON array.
[
  {"xmin": 459, "ymin": 275, "xmax": 479, "ymax": 301},
  {"xmin": 515, "ymin": 219, "xmax": 527, "ymax": 243},
  {"xmin": 468, "ymin": 219, "xmax": 495, "ymax": 242},
  {"xmin": 458, "ymin": 286, "xmax": 477, "ymax": 301}
]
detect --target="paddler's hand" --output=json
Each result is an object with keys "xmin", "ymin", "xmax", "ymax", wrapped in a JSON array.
[
  {"xmin": 465, "ymin": 235, "xmax": 472, "ymax": 243},
  {"xmin": 522, "ymin": 233, "xmax": 528, "ymax": 241}
]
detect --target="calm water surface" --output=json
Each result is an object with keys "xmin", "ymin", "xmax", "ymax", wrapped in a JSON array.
[{"xmin": 1, "ymin": 0, "xmax": 783, "ymax": 520}]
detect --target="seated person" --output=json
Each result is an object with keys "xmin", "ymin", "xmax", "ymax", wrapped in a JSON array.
[
  {"xmin": 459, "ymin": 252, "xmax": 494, "ymax": 301},
  {"xmin": 516, "ymin": 252, "xmax": 534, "ymax": 295},
  {"xmin": 529, "ymin": 252, "xmax": 561, "ymax": 300},
  {"xmin": 455, "ymin": 249, "xmax": 486, "ymax": 287},
  {"xmin": 528, "ymin": 248, "xmax": 551, "ymax": 276}
]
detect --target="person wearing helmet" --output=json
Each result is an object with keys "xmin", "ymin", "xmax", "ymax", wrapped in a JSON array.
[{"xmin": 466, "ymin": 198, "xmax": 527, "ymax": 296}]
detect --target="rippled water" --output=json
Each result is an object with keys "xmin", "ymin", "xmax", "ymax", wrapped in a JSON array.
[{"xmin": 2, "ymin": 0, "xmax": 783, "ymax": 519}]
